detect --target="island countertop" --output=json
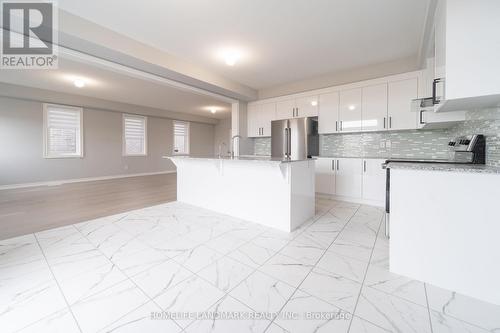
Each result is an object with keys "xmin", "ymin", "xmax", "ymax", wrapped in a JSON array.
[{"xmin": 163, "ymin": 155, "xmax": 316, "ymax": 163}]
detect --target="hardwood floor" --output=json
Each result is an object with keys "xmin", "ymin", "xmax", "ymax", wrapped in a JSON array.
[{"xmin": 0, "ymin": 173, "xmax": 177, "ymax": 240}]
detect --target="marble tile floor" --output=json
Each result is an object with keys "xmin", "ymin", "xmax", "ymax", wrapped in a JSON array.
[{"xmin": 1, "ymin": 197, "xmax": 499, "ymax": 333}]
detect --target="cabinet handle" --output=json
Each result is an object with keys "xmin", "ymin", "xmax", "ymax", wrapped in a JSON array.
[
  {"xmin": 336, "ymin": 160, "xmax": 339, "ymax": 170},
  {"xmin": 335, "ymin": 121, "xmax": 338, "ymax": 132},
  {"xmin": 432, "ymin": 78, "xmax": 444, "ymax": 105},
  {"xmin": 331, "ymin": 159, "xmax": 334, "ymax": 171},
  {"xmin": 363, "ymin": 160, "xmax": 367, "ymax": 172},
  {"xmin": 340, "ymin": 121, "xmax": 343, "ymax": 131},
  {"xmin": 383, "ymin": 117, "xmax": 386, "ymax": 129},
  {"xmin": 389, "ymin": 117, "xmax": 392, "ymax": 129},
  {"xmin": 296, "ymin": 108, "xmax": 299, "ymax": 117},
  {"xmin": 419, "ymin": 110, "xmax": 426, "ymax": 125}
]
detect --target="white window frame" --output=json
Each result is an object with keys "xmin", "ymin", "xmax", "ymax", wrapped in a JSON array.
[
  {"xmin": 122, "ymin": 114, "xmax": 148, "ymax": 156},
  {"xmin": 173, "ymin": 120, "xmax": 190, "ymax": 155},
  {"xmin": 43, "ymin": 103, "xmax": 84, "ymax": 158}
]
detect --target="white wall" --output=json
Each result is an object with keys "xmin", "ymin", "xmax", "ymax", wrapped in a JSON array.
[{"xmin": 0, "ymin": 96, "xmax": 215, "ymax": 186}]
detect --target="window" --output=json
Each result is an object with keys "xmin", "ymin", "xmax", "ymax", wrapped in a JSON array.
[
  {"xmin": 173, "ymin": 121, "xmax": 189, "ymax": 155},
  {"xmin": 43, "ymin": 104, "xmax": 83, "ymax": 158},
  {"xmin": 123, "ymin": 114, "xmax": 147, "ymax": 156}
]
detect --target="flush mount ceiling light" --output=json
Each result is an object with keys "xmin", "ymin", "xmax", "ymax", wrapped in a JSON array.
[
  {"xmin": 348, "ymin": 105, "xmax": 356, "ymax": 110},
  {"xmin": 73, "ymin": 78, "xmax": 86, "ymax": 88},
  {"xmin": 216, "ymin": 47, "xmax": 245, "ymax": 66},
  {"xmin": 210, "ymin": 108, "xmax": 217, "ymax": 114},
  {"xmin": 311, "ymin": 101, "xmax": 318, "ymax": 106}
]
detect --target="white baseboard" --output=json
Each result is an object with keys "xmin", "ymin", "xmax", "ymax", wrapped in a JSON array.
[
  {"xmin": 316, "ymin": 192, "xmax": 384, "ymax": 208},
  {"xmin": 0, "ymin": 170, "xmax": 177, "ymax": 191}
]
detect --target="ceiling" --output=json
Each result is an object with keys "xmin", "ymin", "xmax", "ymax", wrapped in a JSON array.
[
  {"xmin": 0, "ymin": 57, "xmax": 232, "ymax": 120},
  {"xmin": 57, "ymin": 0, "xmax": 430, "ymax": 90}
]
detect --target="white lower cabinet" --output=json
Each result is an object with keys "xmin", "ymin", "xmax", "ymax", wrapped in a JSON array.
[
  {"xmin": 314, "ymin": 157, "xmax": 386, "ymax": 206},
  {"xmin": 362, "ymin": 159, "xmax": 386, "ymax": 202},
  {"xmin": 336, "ymin": 158, "xmax": 363, "ymax": 198},
  {"xmin": 315, "ymin": 158, "xmax": 336, "ymax": 195}
]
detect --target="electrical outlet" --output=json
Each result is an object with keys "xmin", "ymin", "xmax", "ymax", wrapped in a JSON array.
[
  {"xmin": 386, "ymin": 140, "xmax": 392, "ymax": 148},
  {"xmin": 380, "ymin": 140, "xmax": 386, "ymax": 148}
]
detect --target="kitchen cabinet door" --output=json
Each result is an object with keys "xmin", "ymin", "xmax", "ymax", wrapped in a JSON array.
[
  {"xmin": 295, "ymin": 95, "xmax": 319, "ymax": 118},
  {"xmin": 362, "ymin": 159, "xmax": 386, "ymax": 202},
  {"xmin": 388, "ymin": 78, "xmax": 418, "ymax": 130},
  {"xmin": 336, "ymin": 158, "xmax": 362, "ymax": 198},
  {"xmin": 276, "ymin": 99, "xmax": 295, "ymax": 120},
  {"xmin": 318, "ymin": 92, "xmax": 339, "ymax": 134},
  {"xmin": 362, "ymin": 84, "xmax": 388, "ymax": 131},
  {"xmin": 260, "ymin": 102, "xmax": 276, "ymax": 137},
  {"xmin": 315, "ymin": 158, "xmax": 336, "ymax": 195},
  {"xmin": 339, "ymin": 88, "xmax": 362, "ymax": 132},
  {"xmin": 247, "ymin": 104, "xmax": 261, "ymax": 137}
]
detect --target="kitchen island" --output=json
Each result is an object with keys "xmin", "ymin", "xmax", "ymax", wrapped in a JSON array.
[
  {"xmin": 166, "ymin": 156, "xmax": 315, "ymax": 232},
  {"xmin": 387, "ymin": 162, "xmax": 500, "ymax": 305}
]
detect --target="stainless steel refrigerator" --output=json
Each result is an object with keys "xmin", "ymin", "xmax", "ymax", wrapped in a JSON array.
[{"xmin": 271, "ymin": 117, "xmax": 319, "ymax": 160}]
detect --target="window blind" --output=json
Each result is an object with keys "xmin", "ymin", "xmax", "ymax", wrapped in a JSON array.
[
  {"xmin": 173, "ymin": 121, "xmax": 189, "ymax": 154},
  {"xmin": 44, "ymin": 105, "xmax": 82, "ymax": 157},
  {"xmin": 123, "ymin": 115, "xmax": 147, "ymax": 155}
]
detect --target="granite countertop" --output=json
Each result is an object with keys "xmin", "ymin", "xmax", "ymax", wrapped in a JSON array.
[
  {"xmin": 386, "ymin": 162, "xmax": 500, "ymax": 174},
  {"xmin": 164, "ymin": 155, "xmax": 315, "ymax": 163}
]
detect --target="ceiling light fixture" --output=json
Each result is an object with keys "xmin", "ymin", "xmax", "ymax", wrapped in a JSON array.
[
  {"xmin": 311, "ymin": 101, "xmax": 318, "ymax": 106},
  {"xmin": 348, "ymin": 105, "xmax": 356, "ymax": 110},
  {"xmin": 73, "ymin": 79, "xmax": 86, "ymax": 88},
  {"xmin": 210, "ymin": 108, "xmax": 217, "ymax": 114},
  {"xmin": 217, "ymin": 47, "xmax": 244, "ymax": 66}
]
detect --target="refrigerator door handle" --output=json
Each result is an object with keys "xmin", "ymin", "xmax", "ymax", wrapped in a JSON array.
[
  {"xmin": 284, "ymin": 128, "xmax": 289, "ymax": 158},
  {"xmin": 287, "ymin": 127, "xmax": 292, "ymax": 158}
]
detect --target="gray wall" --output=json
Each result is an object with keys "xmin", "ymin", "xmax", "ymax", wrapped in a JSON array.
[
  {"xmin": 214, "ymin": 117, "xmax": 232, "ymax": 155},
  {"xmin": 253, "ymin": 108, "xmax": 500, "ymax": 167},
  {"xmin": 0, "ymin": 96, "xmax": 215, "ymax": 186}
]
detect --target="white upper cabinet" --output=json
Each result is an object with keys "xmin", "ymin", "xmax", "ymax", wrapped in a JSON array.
[
  {"xmin": 249, "ymin": 71, "xmax": 424, "ymax": 136},
  {"xmin": 387, "ymin": 78, "xmax": 418, "ymax": 130},
  {"xmin": 247, "ymin": 102, "xmax": 275, "ymax": 137},
  {"xmin": 276, "ymin": 99, "xmax": 295, "ymax": 120},
  {"xmin": 339, "ymin": 88, "xmax": 362, "ymax": 132},
  {"xmin": 433, "ymin": 0, "xmax": 500, "ymax": 112},
  {"xmin": 247, "ymin": 104, "xmax": 260, "ymax": 137},
  {"xmin": 295, "ymin": 96, "xmax": 319, "ymax": 118},
  {"xmin": 276, "ymin": 96, "xmax": 318, "ymax": 119},
  {"xmin": 318, "ymin": 92, "xmax": 339, "ymax": 134},
  {"xmin": 362, "ymin": 84, "xmax": 388, "ymax": 131},
  {"xmin": 260, "ymin": 103, "xmax": 276, "ymax": 136}
]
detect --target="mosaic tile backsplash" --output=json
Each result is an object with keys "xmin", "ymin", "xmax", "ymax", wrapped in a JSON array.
[{"xmin": 253, "ymin": 108, "xmax": 500, "ymax": 167}]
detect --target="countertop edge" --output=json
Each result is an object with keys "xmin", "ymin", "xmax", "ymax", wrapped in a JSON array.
[{"xmin": 386, "ymin": 162, "xmax": 500, "ymax": 174}]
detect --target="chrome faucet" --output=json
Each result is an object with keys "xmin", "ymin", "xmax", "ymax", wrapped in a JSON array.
[
  {"xmin": 218, "ymin": 142, "xmax": 227, "ymax": 158},
  {"xmin": 231, "ymin": 135, "xmax": 242, "ymax": 158}
]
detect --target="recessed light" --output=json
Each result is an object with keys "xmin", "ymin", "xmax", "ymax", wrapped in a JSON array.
[
  {"xmin": 73, "ymin": 79, "xmax": 86, "ymax": 88},
  {"xmin": 348, "ymin": 105, "xmax": 356, "ymax": 110},
  {"xmin": 311, "ymin": 101, "xmax": 318, "ymax": 106},
  {"xmin": 210, "ymin": 108, "xmax": 217, "ymax": 114}
]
